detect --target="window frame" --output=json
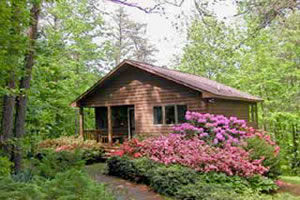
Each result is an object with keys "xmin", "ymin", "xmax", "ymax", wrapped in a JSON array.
[
  {"xmin": 153, "ymin": 104, "xmax": 187, "ymax": 126},
  {"xmin": 177, "ymin": 104, "xmax": 188, "ymax": 124},
  {"xmin": 153, "ymin": 106, "xmax": 163, "ymax": 125},
  {"xmin": 248, "ymin": 103, "xmax": 258, "ymax": 123}
]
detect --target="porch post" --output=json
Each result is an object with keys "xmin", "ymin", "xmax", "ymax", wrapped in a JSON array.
[
  {"xmin": 79, "ymin": 107, "xmax": 84, "ymax": 137},
  {"xmin": 107, "ymin": 106, "xmax": 112, "ymax": 144},
  {"xmin": 254, "ymin": 103, "xmax": 258, "ymax": 127}
]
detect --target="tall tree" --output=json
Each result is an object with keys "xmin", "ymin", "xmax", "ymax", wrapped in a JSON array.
[
  {"xmin": 25, "ymin": 0, "xmax": 110, "ymax": 139},
  {"xmin": 179, "ymin": 16, "xmax": 238, "ymax": 82},
  {"xmin": 233, "ymin": 12, "xmax": 300, "ymax": 171},
  {"xmin": 0, "ymin": 0, "xmax": 29, "ymax": 157},
  {"xmin": 14, "ymin": 0, "xmax": 41, "ymax": 172},
  {"xmin": 106, "ymin": 7, "xmax": 157, "ymax": 66}
]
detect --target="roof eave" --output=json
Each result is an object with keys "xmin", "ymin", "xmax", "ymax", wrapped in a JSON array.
[
  {"xmin": 70, "ymin": 60, "xmax": 263, "ymax": 107},
  {"xmin": 70, "ymin": 60, "xmax": 130, "ymax": 107},
  {"xmin": 128, "ymin": 61, "xmax": 263, "ymax": 103}
]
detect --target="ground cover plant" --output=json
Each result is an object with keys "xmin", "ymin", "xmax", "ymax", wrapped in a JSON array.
[
  {"xmin": 108, "ymin": 112, "xmax": 283, "ymax": 199},
  {"xmin": 0, "ymin": 147, "xmax": 115, "ymax": 200}
]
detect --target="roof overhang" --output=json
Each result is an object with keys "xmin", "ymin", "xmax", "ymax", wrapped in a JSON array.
[{"xmin": 70, "ymin": 60, "xmax": 263, "ymax": 107}]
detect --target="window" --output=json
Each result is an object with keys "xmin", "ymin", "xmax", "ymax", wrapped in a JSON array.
[
  {"xmin": 153, "ymin": 104, "xmax": 187, "ymax": 125},
  {"xmin": 165, "ymin": 105, "xmax": 175, "ymax": 124},
  {"xmin": 153, "ymin": 106, "xmax": 163, "ymax": 124},
  {"xmin": 249, "ymin": 104, "xmax": 257, "ymax": 123},
  {"xmin": 177, "ymin": 105, "xmax": 187, "ymax": 123}
]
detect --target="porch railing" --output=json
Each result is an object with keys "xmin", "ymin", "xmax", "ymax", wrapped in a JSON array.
[
  {"xmin": 84, "ymin": 129, "xmax": 106, "ymax": 143},
  {"xmin": 83, "ymin": 129, "xmax": 126, "ymax": 143}
]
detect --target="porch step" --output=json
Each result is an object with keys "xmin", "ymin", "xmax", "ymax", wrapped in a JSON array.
[{"xmin": 102, "ymin": 145, "xmax": 121, "ymax": 159}]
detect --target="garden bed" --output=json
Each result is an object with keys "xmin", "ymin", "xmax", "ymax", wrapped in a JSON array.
[{"xmin": 106, "ymin": 112, "xmax": 287, "ymax": 200}]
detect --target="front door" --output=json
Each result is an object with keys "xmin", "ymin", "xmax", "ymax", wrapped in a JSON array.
[{"xmin": 128, "ymin": 107, "xmax": 135, "ymax": 139}]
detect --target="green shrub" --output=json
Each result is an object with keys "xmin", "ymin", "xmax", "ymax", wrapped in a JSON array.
[
  {"xmin": 0, "ymin": 177, "xmax": 44, "ymax": 200},
  {"xmin": 176, "ymin": 182, "xmax": 246, "ymax": 200},
  {"xmin": 0, "ymin": 170, "xmax": 115, "ymax": 200},
  {"xmin": 245, "ymin": 136, "xmax": 281, "ymax": 178},
  {"xmin": 38, "ymin": 169, "xmax": 115, "ymax": 200},
  {"xmin": 33, "ymin": 149, "xmax": 85, "ymax": 178},
  {"xmin": 131, "ymin": 157, "xmax": 157, "ymax": 183},
  {"xmin": 12, "ymin": 169, "xmax": 35, "ymax": 183},
  {"xmin": 247, "ymin": 175, "xmax": 279, "ymax": 193},
  {"xmin": 201, "ymin": 172, "xmax": 250, "ymax": 193},
  {"xmin": 107, "ymin": 156, "xmax": 278, "ymax": 199},
  {"xmin": 0, "ymin": 156, "xmax": 13, "ymax": 177},
  {"xmin": 107, "ymin": 156, "xmax": 139, "ymax": 181},
  {"xmin": 149, "ymin": 164, "xmax": 198, "ymax": 196}
]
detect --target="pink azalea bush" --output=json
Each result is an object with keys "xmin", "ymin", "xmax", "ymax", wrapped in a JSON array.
[
  {"xmin": 245, "ymin": 127, "xmax": 280, "ymax": 156},
  {"xmin": 141, "ymin": 134, "xmax": 268, "ymax": 177},
  {"xmin": 111, "ymin": 138, "xmax": 143, "ymax": 158},
  {"xmin": 113, "ymin": 112, "xmax": 280, "ymax": 177},
  {"xmin": 173, "ymin": 111, "xmax": 247, "ymax": 145}
]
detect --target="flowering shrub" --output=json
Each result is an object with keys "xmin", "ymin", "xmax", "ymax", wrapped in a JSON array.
[
  {"xmin": 38, "ymin": 136, "xmax": 104, "ymax": 163},
  {"xmin": 38, "ymin": 136, "xmax": 102, "ymax": 152},
  {"xmin": 245, "ymin": 127, "xmax": 280, "ymax": 156},
  {"xmin": 114, "ymin": 134, "xmax": 268, "ymax": 177},
  {"xmin": 173, "ymin": 112, "xmax": 247, "ymax": 145},
  {"xmin": 111, "ymin": 138, "xmax": 144, "ymax": 158},
  {"xmin": 112, "ymin": 112, "xmax": 281, "ymax": 178},
  {"xmin": 141, "ymin": 134, "xmax": 268, "ymax": 177}
]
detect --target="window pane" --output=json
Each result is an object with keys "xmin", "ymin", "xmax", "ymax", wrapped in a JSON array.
[
  {"xmin": 165, "ymin": 105, "xmax": 175, "ymax": 124},
  {"xmin": 177, "ymin": 105, "xmax": 187, "ymax": 123},
  {"xmin": 153, "ymin": 106, "xmax": 162, "ymax": 124}
]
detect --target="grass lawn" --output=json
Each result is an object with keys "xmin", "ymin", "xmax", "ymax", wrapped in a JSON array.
[
  {"xmin": 278, "ymin": 176, "xmax": 300, "ymax": 197},
  {"xmin": 280, "ymin": 176, "xmax": 300, "ymax": 185},
  {"xmin": 85, "ymin": 162, "xmax": 108, "ymax": 178}
]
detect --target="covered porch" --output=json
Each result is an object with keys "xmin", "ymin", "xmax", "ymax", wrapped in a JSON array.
[{"xmin": 79, "ymin": 105, "xmax": 135, "ymax": 144}]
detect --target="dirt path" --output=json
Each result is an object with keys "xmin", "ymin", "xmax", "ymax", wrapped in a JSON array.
[
  {"xmin": 85, "ymin": 163, "xmax": 166, "ymax": 200},
  {"xmin": 277, "ymin": 180, "xmax": 300, "ymax": 197}
]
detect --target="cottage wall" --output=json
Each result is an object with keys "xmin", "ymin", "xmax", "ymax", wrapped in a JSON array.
[{"xmin": 79, "ymin": 65, "xmax": 254, "ymax": 136}]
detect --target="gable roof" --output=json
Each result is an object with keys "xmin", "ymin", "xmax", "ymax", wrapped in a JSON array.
[{"xmin": 71, "ymin": 59, "xmax": 262, "ymax": 107}]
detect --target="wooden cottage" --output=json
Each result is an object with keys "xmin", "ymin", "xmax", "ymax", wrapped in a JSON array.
[{"xmin": 71, "ymin": 59, "xmax": 262, "ymax": 144}]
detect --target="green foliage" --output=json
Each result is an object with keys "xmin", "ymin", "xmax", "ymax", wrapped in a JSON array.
[
  {"xmin": 180, "ymin": 8, "xmax": 300, "ymax": 175},
  {"xmin": 108, "ymin": 156, "xmax": 278, "ymax": 199},
  {"xmin": 12, "ymin": 169, "xmax": 35, "ymax": 183},
  {"xmin": 107, "ymin": 156, "xmax": 139, "ymax": 181},
  {"xmin": 0, "ymin": 156, "xmax": 13, "ymax": 177},
  {"xmin": 33, "ymin": 149, "xmax": 85, "ymax": 179},
  {"xmin": 279, "ymin": 176, "xmax": 300, "ymax": 185},
  {"xmin": 175, "ymin": 182, "xmax": 246, "ymax": 200},
  {"xmin": 0, "ymin": 169, "xmax": 115, "ymax": 200},
  {"xmin": 37, "ymin": 169, "xmax": 115, "ymax": 200},
  {"xmin": 26, "ymin": 0, "xmax": 110, "ymax": 138},
  {"xmin": 247, "ymin": 175, "xmax": 279, "ymax": 193},
  {"xmin": 245, "ymin": 136, "xmax": 281, "ymax": 178},
  {"xmin": 149, "ymin": 164, "xmax": 198, "ymax": 196},
  {"xmin": 179, "ymin": 16, "xmax": 238, "ymax": 82},
  {"xmin": 0, "ymin": 177, "xmax": 45, "ymax": 200}
]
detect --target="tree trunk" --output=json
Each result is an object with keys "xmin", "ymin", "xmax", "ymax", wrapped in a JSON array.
[
  {"xmin": 1, "ymin": 1, "xmax": 23, "ymax": 157},
  {"xmin": 14, "ymin": 2, "xmax": 40, "ymax": 173},
  {"xmin": 1, "ymin": 72, "xmax": 16, "ymax": 156}
]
